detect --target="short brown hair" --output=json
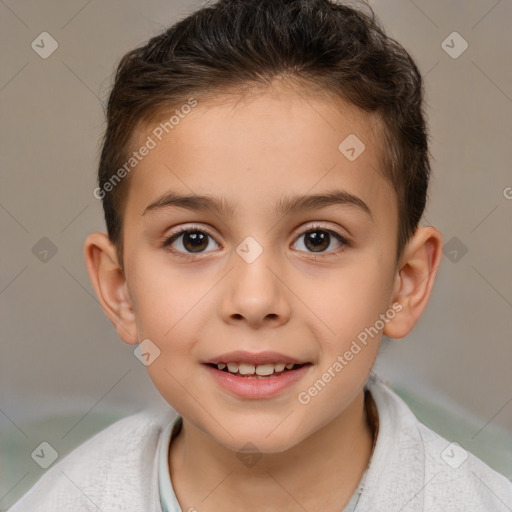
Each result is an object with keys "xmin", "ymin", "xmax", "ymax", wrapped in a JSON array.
[{"xmin": 97, "ymin": 0, "xmax": 431, "ymax": 266}]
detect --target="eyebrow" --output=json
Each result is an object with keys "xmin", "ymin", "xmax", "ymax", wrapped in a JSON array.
[{"xmin": 143, "ymin": 190, "xmax": 373, "ymax": 221}]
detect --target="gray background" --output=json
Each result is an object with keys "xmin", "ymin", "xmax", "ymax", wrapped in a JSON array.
[{"xmin": 1, "ymin": 0, "xmax": 511, "ymax": 508}]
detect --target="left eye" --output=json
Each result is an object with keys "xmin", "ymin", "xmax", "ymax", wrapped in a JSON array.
[{"xmin": 292, "ymin": 228, "xmax": 347, "ymax": 254}]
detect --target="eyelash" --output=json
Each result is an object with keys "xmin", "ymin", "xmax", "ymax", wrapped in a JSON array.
[{"xmin": 161, "ymin": 223, "xmax": 350, "ymax": 260}]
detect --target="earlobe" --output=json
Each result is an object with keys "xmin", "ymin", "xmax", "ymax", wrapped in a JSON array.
[
  {"xmin": 83, "ymin": 232, "xmax": 139, "ymax": 345},
  {"xmin": 383, "ymin": 226, "xmax": 443, "ymax": 339}
]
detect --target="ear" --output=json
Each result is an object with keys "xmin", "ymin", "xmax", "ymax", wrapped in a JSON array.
[
  {"xmin": 84, "ymin": 232, "xmax": 139, "ymax": 345},
  {"xmin": 383, "ymin": 226, "xmax": 443, "ymax": 339}
]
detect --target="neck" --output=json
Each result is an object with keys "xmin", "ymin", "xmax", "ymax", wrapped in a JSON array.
[{"xmin": 169, "ymin": 389, "xmax": 376, "ymax": 512}]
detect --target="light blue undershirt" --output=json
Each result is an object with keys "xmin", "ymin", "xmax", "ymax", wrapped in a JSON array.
[{"xmin": 158, "ymin": 415, "xmax": 366, "ymax": 512}]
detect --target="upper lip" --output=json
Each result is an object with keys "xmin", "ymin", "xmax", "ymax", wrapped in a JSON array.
[{"xmin": 204, "ymin": 350, "xmax": 309, "ymax": 366}]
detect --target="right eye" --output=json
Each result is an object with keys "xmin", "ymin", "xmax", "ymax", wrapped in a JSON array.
[{"xmin": 162, "ymin": 226, "xmax": 220, "ymax": 255}]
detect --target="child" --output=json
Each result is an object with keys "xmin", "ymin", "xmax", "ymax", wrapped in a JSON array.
[{"xmin": 9, "ymin": 0, "xmax": 512, "ymax": 510}]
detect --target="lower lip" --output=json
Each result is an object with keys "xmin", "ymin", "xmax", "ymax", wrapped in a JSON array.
[{"xmin": 203, "ymin": 364, "xmax": 311, "ymax": 399}]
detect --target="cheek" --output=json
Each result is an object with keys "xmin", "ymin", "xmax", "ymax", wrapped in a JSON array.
[
  {"xmin": 296, "ymin": 255, "xmax": 393, "ymax": 346},
  {"xmin": 128, "ymin": 255, "xmax": 207, "ymax": 338},
  {"xmin": 129, "ymin": 262, "xmax": 205, "ymax": 409},
  {"xmin": 293, "ymin": 262, "xmax": 390, "ymax": 422}
]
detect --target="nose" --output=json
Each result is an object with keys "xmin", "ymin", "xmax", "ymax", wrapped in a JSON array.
[{"xmin": 219, "ymin": 245, "xmax": 291, "ymax": 329}]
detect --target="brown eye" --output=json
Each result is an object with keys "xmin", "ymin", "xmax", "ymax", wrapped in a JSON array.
[
  {"xmin": 293, "ymin": 228, "xmax": 347, "ymax": 254},
  {"xmin": 304, "ymin": 230, "xmax": 330, "ymax": 252},
  {"xmin": 163, "ymin": 228, "xmax": 219, "ymax": 254},
  {"xmin": 181, "ymin": 231, "xmax": 209, "ymax": 252}
]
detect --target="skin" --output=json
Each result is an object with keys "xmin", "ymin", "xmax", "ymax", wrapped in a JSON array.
[{"xmin": 85, "ymin": 80, "xmax": 443, "ymax": 511}]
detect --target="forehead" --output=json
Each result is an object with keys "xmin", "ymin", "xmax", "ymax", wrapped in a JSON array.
[{"xmin": 125, "ymin": 83, "xmax": 395, "ymax": 227}]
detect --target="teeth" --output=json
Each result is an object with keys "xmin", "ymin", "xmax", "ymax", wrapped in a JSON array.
[
  {"xmin": 216, "ymin": 362, "xmax": 298, "ymax": 376},
  {"xmin": 255, "ymin": 364, "xmax": 275, "ymax": 376},
  {"xmin": 227, "ymin": 362, "xmax": 239, "ymax": 373},
  {"xmin": 238, "ymin": 363, "xmax": 256, "ymax": 375}
]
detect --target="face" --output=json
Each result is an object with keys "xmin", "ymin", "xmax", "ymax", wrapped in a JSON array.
[{"xmin": 120, "ymin": 83, "xmax": 400, "ymax": 453}]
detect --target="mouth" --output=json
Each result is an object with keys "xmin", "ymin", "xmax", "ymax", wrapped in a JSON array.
[
  {"xmin": 202, "ymin": 359, "xmax": 313, "ymax": 399},
  {"xmin": 202, "ymin": 350, "xmax": 313, "ymax": 398},
  {"xmin": 204, "ymin": 361, "xmax": 311, "ymax": 378}
]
